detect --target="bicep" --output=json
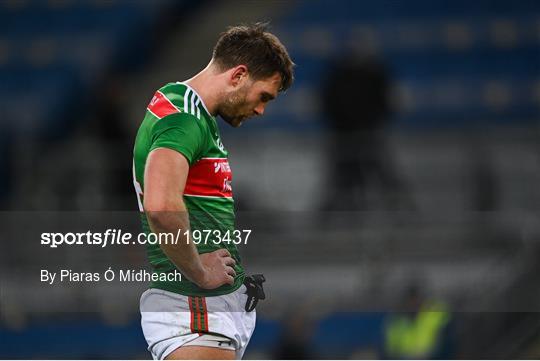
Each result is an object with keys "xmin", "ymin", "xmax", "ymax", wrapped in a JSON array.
[{"xmin": 143, "ymin": 148, "xmax": 190, "ymax": 211}]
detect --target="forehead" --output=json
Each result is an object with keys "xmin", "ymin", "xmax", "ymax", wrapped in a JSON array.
[{"xmin": 250, "ymin": 72, "xmax": 281, "ymax": 96}]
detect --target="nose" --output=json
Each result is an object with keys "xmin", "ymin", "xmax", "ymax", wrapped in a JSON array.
[{"xmin": 254, "ymin": 104, "xmax": 265, "ymax": 116}]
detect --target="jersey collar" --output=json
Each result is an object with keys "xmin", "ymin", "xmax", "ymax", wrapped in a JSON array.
[{"xmin": 177, "ymin": 81, "xmax": 212, "ymax": 117}]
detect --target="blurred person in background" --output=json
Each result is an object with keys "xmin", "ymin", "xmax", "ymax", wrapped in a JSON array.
[
  {"xmin": 0, "ymin": 129, "xmax": 12, "ymax": 207},
  {"xmin": 383, "ymin": 285, "xmax": 453, "ymax": 359},
  {"xmin": 134, "ymin": 23, "xmax": 294, "ymax": 360},
  {"xmin": 273, "ymin": 310, "xmax": 314, "ymax": 359},
  {"xmin": 92, "ymin": 76, "xmax": 134, "ymax": 208},
  {"xmin": 320, "ymin": 50, "xmax": 410, "ymax": 211}
]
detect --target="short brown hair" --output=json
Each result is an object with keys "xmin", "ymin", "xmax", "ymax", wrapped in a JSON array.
[{"xmin": 212, "ymin": 23, "xmax": 295, "ymax": 92}]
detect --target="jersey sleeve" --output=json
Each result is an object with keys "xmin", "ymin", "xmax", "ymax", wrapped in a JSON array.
[{"xmin": 149, "ymin": 113, "xmax": 205, "ymax": 165}]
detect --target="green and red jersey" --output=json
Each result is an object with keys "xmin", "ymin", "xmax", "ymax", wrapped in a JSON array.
[{"xmin": 133, "ymin": 82, "xmax": 244, "ymax": 296}]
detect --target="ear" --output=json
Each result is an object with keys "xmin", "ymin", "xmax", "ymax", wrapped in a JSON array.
[{"xmin": 230, "ymin": 65, "xmax": 248, "ymax": 87}]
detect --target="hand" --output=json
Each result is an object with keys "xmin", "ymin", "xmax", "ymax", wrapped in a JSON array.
[{"xmin": 196, "ymin": 249, "xmax": 236, "ymax": 289}]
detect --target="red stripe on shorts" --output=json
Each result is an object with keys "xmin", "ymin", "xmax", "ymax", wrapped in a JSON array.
[
  {"xmin": 188, "ymin": 296, "xmax": 195, "ymax": 333},
  {"xmin": 195, "ymin": 297, "xmax": 202, "ymax": 332},
  {"xmin": 201, "ymin": 297, "xmax": 209, "ymax": 332}
]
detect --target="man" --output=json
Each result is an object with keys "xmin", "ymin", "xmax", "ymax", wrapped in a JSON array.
[{"xmin": 133, "ymin": 24, "xmax": 294, "ymax": 360}]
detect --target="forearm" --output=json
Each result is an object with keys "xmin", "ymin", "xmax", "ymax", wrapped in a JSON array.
[
  {"xmin": 146, "ymin": 208, "xmax": 205, "ymax": 285},
  {"xmin": 142, "ymin": 148, "xmax": 230, "ymax": 289}
]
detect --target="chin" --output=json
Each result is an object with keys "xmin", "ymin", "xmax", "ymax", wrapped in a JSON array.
[
  {"xmin": 230, "ymin": 121, "xmax": 243, "ymax": 128},
  {"xmin": 223, "ymin": 116, "xmax": 244, "ymax": 128}
]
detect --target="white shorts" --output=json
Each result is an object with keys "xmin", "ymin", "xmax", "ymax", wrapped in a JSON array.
[{"xmin": 140, "ymin": 285, "xmax": 256, "ymax": 360}]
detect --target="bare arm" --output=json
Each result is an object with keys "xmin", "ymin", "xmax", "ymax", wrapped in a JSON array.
[{"xmin": 143, "ymin": 148, "xmax": 235, "ymax": 289}]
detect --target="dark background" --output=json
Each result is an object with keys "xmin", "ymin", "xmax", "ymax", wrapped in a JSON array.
[{"xmin": 0, "ymin": 0, "xmax": 539, "ymax": 358}]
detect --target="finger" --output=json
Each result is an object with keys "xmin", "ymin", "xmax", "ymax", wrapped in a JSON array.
[
  {"xmin": 225, "ymin": 275, "xmax": 234, "ymax": 285},
  {"xmin": 216, "ymin": 248, "xmax": 231, "ymax": 258},
  {"xmin": 223, "ymin": 257, "xmax": 236, "ymax": 267},
  {"xmin": 225, "ymin": 266, "xmax": 236, "ymax": 277}
]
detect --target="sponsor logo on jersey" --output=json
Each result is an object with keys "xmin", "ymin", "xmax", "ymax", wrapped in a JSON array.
[
  {"xmin": 184, "ymin": 158, "xmax": 233, "ymax": 198},
  {"xmin": 222, "ymin": 177, "xmax": 232, "ymax": 193},
  {"xmin": 214, "ymin": 161, "xmax": 231, "ymax": 173},
  {"xmin": 216, "ymin": 137, "xmax": 225, "ymax": 152}
]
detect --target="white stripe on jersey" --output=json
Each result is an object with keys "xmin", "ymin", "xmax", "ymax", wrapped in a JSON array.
[
  {"xmin": 177, "ymin": 81, "xmax": 212, "ymax": 116},
  {"xmin": 195, "ymin": 98, "xmax": 201, "ymax": 119},
  {"xmin": 190, "ymin": 91, "xmax": 196, "ymax": 116},
  {"xmin": 184, "ymin": 88, "xmax": 191, "ymax": 113}
]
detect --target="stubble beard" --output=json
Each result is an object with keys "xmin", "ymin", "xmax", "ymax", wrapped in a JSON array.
[{"xmin": 217, "ymin": 86, "xmax": 250, "ymax": 128}]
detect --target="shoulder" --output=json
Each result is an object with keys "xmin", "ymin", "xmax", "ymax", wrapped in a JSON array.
[
  {"xmin": 151, "ymin": 112, "xmax": 203, "ymax": 135},
  {"xmin": 148, "ymin": 111, "xmax": 208, "ymax": 165},
  {"xmin": 147, "ymin": 82, "xmax": 206, "ymax": 121}
]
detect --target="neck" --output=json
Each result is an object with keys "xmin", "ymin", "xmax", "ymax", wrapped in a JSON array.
[{"xmin": 184, "ymin": 61, "xmax": 222, "ymax": 116}]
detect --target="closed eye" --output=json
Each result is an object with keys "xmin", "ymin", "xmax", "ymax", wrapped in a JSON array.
[{"xmin": 261, "ymin": 92, "xmax": 275, "ymax": 103}]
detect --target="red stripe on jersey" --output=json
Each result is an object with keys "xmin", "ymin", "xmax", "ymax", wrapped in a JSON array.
[
  {"xmin": 184, "ymin": 158, "xmax": 233, "ymax": 198},
  {"xmin": 147, "ymin": 91, "xmax": 179, "ymax": 119}
]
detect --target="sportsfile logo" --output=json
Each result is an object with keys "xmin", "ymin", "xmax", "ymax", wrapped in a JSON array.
[{"xmin": 40, "ymin": 229, "xmax": 252, "ymax": 248}]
